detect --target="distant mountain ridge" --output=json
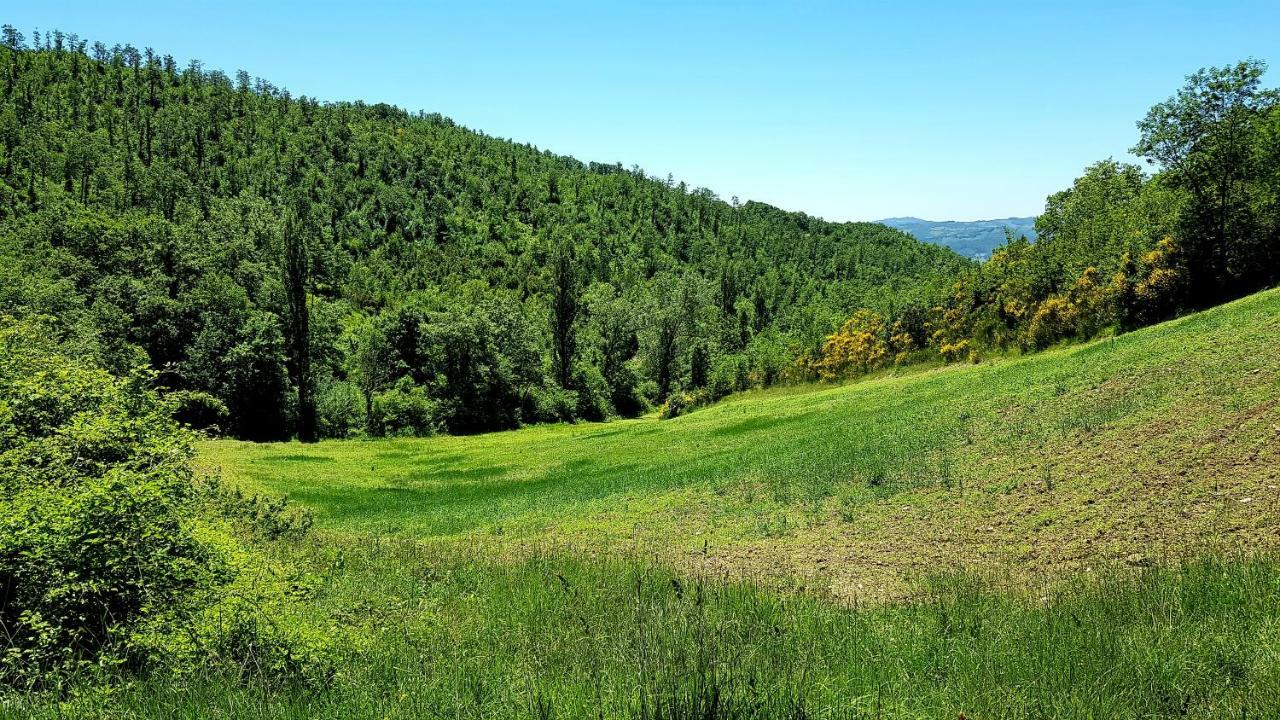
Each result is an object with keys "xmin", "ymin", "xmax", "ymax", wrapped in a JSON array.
[{"xmin": 877, "ymin": 216, "xmax": 1037, "ymax": 260}]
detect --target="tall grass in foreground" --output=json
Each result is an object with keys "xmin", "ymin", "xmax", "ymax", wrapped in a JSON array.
[{"xmin": 7, "ymin": 537, "xmax": 1279, "ymax": 719}]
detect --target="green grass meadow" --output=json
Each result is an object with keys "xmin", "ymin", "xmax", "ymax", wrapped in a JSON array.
[
  {"xmin": 11, "ymin": 545, "xmax": 1280, "ymax": 719},
  {"xmin": 204, "ymin": 286, "xmax": 1280, "ymax": 596},
  {"xmin": 11, "ymin": 288, "xmax": 1280, "ymax": 718}
]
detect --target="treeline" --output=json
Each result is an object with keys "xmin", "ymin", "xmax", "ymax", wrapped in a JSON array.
[
  {"xmin": 0, "ymin": 27, "xmax": 969, "ymax": 440},
  {"xmin": 800, "ymin": 60, "xmax": 1280, "ymax": 380}
]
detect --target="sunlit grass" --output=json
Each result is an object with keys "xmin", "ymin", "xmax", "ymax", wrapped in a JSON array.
[
  {"xmin": 9, "ymin": 540, "xmax": 1280, "ymax": 718},
  {"xmin": 14, "ymin": 289, "xmax": 1279, "ymax": 717},
  {"xmin": 202, "ymin": 287, "xmax": 1280, "ymax": 592}
]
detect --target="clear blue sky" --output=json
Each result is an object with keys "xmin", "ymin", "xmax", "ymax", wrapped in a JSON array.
[{"xmin": 10, "ymin": 1, "xmax": 1280, "ymax": 221}]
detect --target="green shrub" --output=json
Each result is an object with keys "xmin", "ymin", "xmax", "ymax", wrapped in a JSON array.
[
  {"xmin": 169, "ymin": 389, "xmax": 231, "ymax": 432},
  {"xmin": 709, "ymin": 353, "xmax": 747, "ymax": 397},
  {"xmin": 571, "ymin": 360, "xmax": 613, "ymax": 421},
  {"xmin": 371, "ymin": 378, "xmax": 443, "ymax": 437},
  {"xmin": 315, "ymin": 378, "xmax": 363, "ymax": 438},
  {"xmin": 523, "ymin": 383, "xmax": 578, "ymax": 424},
  {"xmin": 0, "ymin": 317, "xmax": 225, "ymax": 684},
  {"xmin": 199, "ymin": 475, "xmax": 314, "ymax": 542},
  {"xmin": 198, "ymin": 603, "xmax": 334, "ymax": 691},
  {"xmin": 608, "ymin": 358, "xmax": 651, "ymax": 417},
  {"xmin": 660, "ymin": 388, "xmax": 715, "ymax": 419},
  {"xmin": 0, "ymin": 316, "xmax": 329, "ymax": 690},
  {"xmin": 746, "ymin": 331, "xmax": 790, "ymax": 386}
]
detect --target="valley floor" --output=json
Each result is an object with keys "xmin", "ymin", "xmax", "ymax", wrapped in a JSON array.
[{"xmin": 203, "ymin": 287, "xmax": 1280, "ymax": 601}]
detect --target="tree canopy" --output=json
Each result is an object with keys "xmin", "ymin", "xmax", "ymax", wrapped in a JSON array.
[
  {"xmin": 2, "ymin": 29, "xmax": 1276, "ymax": 435},
  {"xmin": 0, "ymin": 28, "xmax": 969, "ymax": 438}
]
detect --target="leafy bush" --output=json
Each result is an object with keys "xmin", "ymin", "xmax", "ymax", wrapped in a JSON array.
[
  {"xmin": 169, "ymin": 389, "xmax": 230, "ymax": 432},
  {"xmin": 608, "ymin": 359, "xmax": 651, "ymax": 418},
  {"xmin": 199, "ymin": 474, "xmax": 314, "ymax": 542},
  {"xmin": 0, "ymin": 316, "xmax": 225, "ymax": 684},
  {"xmin": 523, "ymin": 383, "xmax": 579, "ymax": 424},
  {"xmin": 0, "ymin": 316, "xmax": 328, "ymax": 690},
  {"xmin": 660, "ymin": 388, "xmax": 715, "ymax": 420},
  {"xmin": 197, "ymin": 602, "xmax": 335, "ymax": 691},
  {"xmin": 709, "ymin": 354, "xmax": 747, "ymax": 398},
  {"xmin": 746, "ymin": 331, "xmax": 789, "ymax": 386},
  {"xmin": 571, "ymin": 360, "xmax": 613, "ymax": 421},
  {"xmin": 371, "ymin": 378, "xmax": 443, "ymax": 437},
  {"xmin": 315, "ymin": 378, "xmax": 363, "ymax": 438},
  {"xmin": 1024, "ymin": 296, "xmax": 1079, "ymax": 350},
  {"xmin": 938, "ymin": 338, "xmax": 971, "ymax": 363},
  {"xmin": 1132, "ymin": 236, "xmax": 1187, "ymax": 323},
  {"xmin": 807, "ymin": 309, "xmax": 888, "ymax": 379}
]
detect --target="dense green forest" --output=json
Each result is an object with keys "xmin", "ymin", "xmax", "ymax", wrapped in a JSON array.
[
  {"xmin": 1, "ymin": 27, "xmax": 1277, "ymax": 442},
  {"xmin": 0, "ymin": 27, "xmax": 969, "ymax": 440}
]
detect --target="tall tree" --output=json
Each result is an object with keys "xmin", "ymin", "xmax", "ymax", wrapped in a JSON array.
[
  {"xmin": 284, "ymin": 198, "xmax": 317, "ymax": 442},
  {"xmin": 1133, "ymin": 60, "xmax": 1280, "ymax": 303},
  {"xmin": 549, "ymin": 232, "xmax": 579, "ymax": 389}
]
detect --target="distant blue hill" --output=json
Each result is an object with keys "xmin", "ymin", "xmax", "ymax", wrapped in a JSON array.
[{"xmin": 878, "ymin": 216, "xmax": 1037, "ymax": 260}]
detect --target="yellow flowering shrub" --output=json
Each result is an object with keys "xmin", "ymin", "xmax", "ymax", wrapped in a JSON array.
[
  {"xmin": 889, "ymin": 331, "xmax": 915, "ymax": 366},
  {"xmin": 1024, "ymin": 295, "xmax": 1079, "ymax": 350},
  {"xmin": 939, "ymin": 338, "xmax": 970, "ymax": 363},
  {"xmin": 814, "ymin": 310, "xmax": 888, "ymax": 379}
]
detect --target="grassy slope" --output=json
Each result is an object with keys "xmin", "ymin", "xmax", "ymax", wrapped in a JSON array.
[
  {"xmin": 12, "ymin": 289, "xmax": 1280, "ymax": 718},
  {"xmin": 204, "ymin": 286, "xmax": 1280, "ymax": 599}
]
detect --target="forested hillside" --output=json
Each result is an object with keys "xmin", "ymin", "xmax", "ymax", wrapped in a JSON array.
[
  {"xmin": 0, "ymin": 28, "xmax": 969, "ymax": 440},
  {"xmin": 2, "ymin": 27, "xmax": 1278, "ymax": 444}
]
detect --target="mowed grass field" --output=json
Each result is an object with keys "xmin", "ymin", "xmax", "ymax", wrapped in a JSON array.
[
  {"xmin": 204, "ymin": 287, "xmax": 1280, "ymax": 599},
  {"xmin": 23, "ymin": 290, "xmax": 1278, "ymax": 719}
]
